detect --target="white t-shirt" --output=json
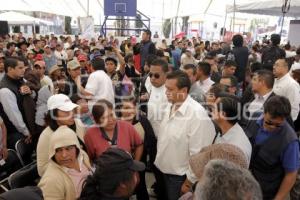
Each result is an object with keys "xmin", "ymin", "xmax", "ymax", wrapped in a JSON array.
[
  {"xmin": 273, "ymin": 73, "xmax": 300, "ymax": 121},
  {"xmin": 147, "ymin": 84, "xmax": 168, "ymax": 137},
  {"xmin": 85, "ymin": 70, "xmax": 115, "ymax": 110},
  {"xmin": 199, "ymin": 77, "xmax": 215, "ymax": 94},
  {"xmin": 215, "ymin": 123, "xmax": 252, "ymax": 166}
]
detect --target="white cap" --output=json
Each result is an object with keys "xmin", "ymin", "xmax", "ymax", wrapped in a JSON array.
[
  {"xmin": 47, "ymin": 94, "xmax": 78, "ymax": 111},
  {"xmin": 74, "ymin": 47, "xmax": 81, "ymax": 52}
]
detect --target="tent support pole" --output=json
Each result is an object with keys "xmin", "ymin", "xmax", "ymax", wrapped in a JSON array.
[
  {"xmin": 87, "ymin": 0, "xmax": 90, "ymax": 16},
  {"xmin": 33, "ymin": 22, "xmax": 36, "ymax": 34},
  {"xmin": 222, "ymin": 7, "xmax": 228, "ymax": 40},
  {"xmin": 232, "ymin": 0, "xmax": 236, "ymax": 33},
  {"xmin": 280, "ymin": 14, "xmax": 285, "ymax": 36},
  {"xmin": 174, "ymin": 0, "xmax": 181, "ymax": 37},
  {"xmin": 280, "ymin": 0, "xmax": 291, "ymax": 36}
]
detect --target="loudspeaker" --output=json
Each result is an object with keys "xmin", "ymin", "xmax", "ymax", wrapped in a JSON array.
[{"xmin": 0, "ymin": 21, "xmax": 9, "ymax": 36}]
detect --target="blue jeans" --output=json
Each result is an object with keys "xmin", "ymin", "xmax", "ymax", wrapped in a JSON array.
[{"xmin": 163, "ymin": 173, "xmax": 186, "ymax": 200}]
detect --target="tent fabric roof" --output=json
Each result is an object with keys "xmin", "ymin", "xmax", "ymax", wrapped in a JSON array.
[
  {"xmin": 3, "ymin": 0, "xmax": 296, "ymax": 26},
  {"xmin": 227, "ymin": 0, "xmax": 300, "ymax": 17},
  {"xmin": 0, "ymin": 11, "xmax": 54, "ymax": 25},
  {"xmin": 0, "ymin": 0, "xmax": 254, "ymax": 19},
  {"xmin": 0, "ymin": 0, "xmax": 103, "ymax": 24},
  {"xmin": 0, "ymin": 0, "xmax": 102, "ymax": 17}
]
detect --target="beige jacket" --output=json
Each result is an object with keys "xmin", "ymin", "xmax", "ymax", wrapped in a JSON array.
[
  {"xmin": 36, "ymin": 118, "xmax": 86, "ymax": 176},
  {"xmin": 38, "ymin": 126, "xmax": 91, "ymax": 200}
]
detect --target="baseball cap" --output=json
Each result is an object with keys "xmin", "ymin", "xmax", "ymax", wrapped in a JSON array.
[
  {"xmin": 74, "ymin": 47, "xmax": 81, "ymax": 52},
  {"xmin": 34, "ymin": 60, "xmax": 45, "ymax": 67},
  {"xmin": 67, "ymin": 59, "xmax": 81, "ymax": 70},
  {"xmin": 47, "ymin": 94, "xmax": 78, "ymax": 111},
  {"xmin": 35, "ymin": 54, "xmax": 43, "ymax": 61},
  {"xmin": 91, "ymin": 46, "xmax": 100, "ymax": 52},
  {"xmin": 48, "ymin": 65, "xmax": 62, "ymax": 75},
  {"xmin": 89, "ymin": 51, "xmax": 103, "ymax": 61},
  {"xmin": 77, "ymin": 54, "xmax": 87, "ymax": 62},
  {"xmin": 27, "ymin": 50, "xmax": 35, "ymax": 55},
  {"xmin": 44, "ymin": 45, "xmax": 50, "ymax": 48},
  {"xmin": 97, "ymin": 148, "xmax": 145, "ymax": 174}
]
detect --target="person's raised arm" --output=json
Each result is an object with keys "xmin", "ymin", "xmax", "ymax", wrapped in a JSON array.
[{"xmin": 113, "ymin": 47, "xmax": 126, "ymax": 75}]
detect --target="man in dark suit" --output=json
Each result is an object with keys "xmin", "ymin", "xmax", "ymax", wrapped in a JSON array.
[
  {"xmin": 232, "ymin": 34, "xmax": 249, "ymax": 84},
  {"xmin": 245, "ymin": 70, "xmax": 275, "ymax": 117}
]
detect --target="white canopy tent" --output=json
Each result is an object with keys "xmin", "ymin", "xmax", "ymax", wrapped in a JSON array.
[
  {"xmin": 0, "ymin": 0, "xmax": 256, "ymax": 25},
  {"xmin": 0, "ymin": 0, "xmax": 103, "ymax": 24},
  {"xmin": 227, "ymin": 0, "xmax": 300, "ymax": 17},
  {"xmin": 0, "ymin": 11, "xmax": 53, "ymax": 25},
  {"xmin": 0, "ymin": 0, "xmax": 289, "ymax": 37}
]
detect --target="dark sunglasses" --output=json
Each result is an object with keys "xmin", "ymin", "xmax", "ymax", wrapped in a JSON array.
[
  {"xmin": 264, "ymin": 120, "xmax": 283, "ymax": 128},
  {"xmin": 149, "ymin": 72, "xmax": 160, "ymax": 79}
]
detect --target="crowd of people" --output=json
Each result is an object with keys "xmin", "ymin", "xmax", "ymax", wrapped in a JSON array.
[{"xmin": 0, "ymin": 29, "xmax": 299, "ymax": 200}]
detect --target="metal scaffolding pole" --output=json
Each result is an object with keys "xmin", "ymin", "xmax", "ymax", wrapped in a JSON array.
[
  {"xmin": 174, "ymin": 0, "xmax": 181, "ymax": 37},
  {"xmin": 232, "ymin": 0, "xmax": 236, "ymax": 33},
  {"xmin": 281, "ymin": 0, "xmax": 291, "ymax": 36}
]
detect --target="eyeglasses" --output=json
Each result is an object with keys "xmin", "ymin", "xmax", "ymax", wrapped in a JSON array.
[
  {"xmin": 264, "ymin": 120, "xmax": 283, "ymax": 128},
  {"xmin": 149, "ymin": 72, "xmax": 160, "ymax": 79}
]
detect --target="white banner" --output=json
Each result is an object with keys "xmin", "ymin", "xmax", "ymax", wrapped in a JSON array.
[{"xmin": 79, "ymin": 16, "xmax": 95, "ymax": 40}]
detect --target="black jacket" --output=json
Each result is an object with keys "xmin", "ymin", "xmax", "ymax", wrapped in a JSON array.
[{"xmin": 233, "ymin": 46, "xmax": 249, "ymax": 82}]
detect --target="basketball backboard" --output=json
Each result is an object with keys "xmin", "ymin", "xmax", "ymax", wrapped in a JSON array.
[{"xmin": 104, "ymin": 0, "xmax": 137, "ymax": 17}]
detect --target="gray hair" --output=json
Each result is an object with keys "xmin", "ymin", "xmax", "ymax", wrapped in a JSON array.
[{"xmin": 194, "ymin": 159, "xmax": 262, "ymax": 200}]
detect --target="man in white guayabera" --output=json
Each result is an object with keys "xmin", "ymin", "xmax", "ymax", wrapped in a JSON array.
[{"xmin": 154, "ymin": 70, "xmax": 216, "ymax": 200}]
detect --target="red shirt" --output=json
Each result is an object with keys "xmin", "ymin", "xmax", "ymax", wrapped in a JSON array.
[
  {"xmin": 133, "ymin": 54, "xmax": 141, "ymax": 73},
  {"xmin": 84, "ymin": 120, "xmax": 143, "ymax": 161}
]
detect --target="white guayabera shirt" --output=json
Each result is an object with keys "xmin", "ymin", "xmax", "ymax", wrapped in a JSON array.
[{"xmin": 155, "ymin": 95, "xmax": 216, "ymax": 183}]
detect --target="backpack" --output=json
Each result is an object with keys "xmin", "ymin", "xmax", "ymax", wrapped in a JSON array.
[{"xmin": 262, "ymin": 46, "xmax": 282, "ymax": 66}]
